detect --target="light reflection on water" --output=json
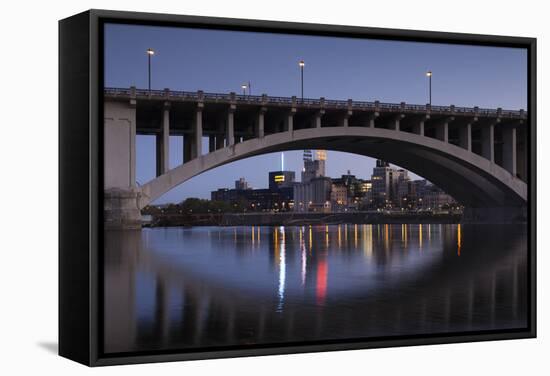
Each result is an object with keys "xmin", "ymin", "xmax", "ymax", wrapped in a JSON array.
[{"xmin": 104, "ymin": 224, "xmax": 528, "ymax": 354}]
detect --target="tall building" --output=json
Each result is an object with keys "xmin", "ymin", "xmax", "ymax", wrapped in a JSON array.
[
  {"xmin": 331, "ymin": 170, "xmax": 370, "ymax": 210},
  {"xmin": 211, "ymin": 173, "xmax": 294, "ymax": 212},
  {"xmin": 268, "ymin": 171, "xmax": 295, "ymax": 190},
  {"xmin": 397, "ymin": 179, "xmax": 417, "ymax": 209},
  {"xmin": 370, "ymin": 160, "xmax": 392, "ymax": 207},
  {"xmin": 301, "ymin": 149, "xmax": 326, "ymax": 183},
  {"xmin": 235, "ymin": 177, "xmax": 251, "ymax": 190},
  {"xmin": 295, "ymin": 177, "xmax": 332, "ymax": 212},
  {"xmin": 302, "ymin": 160, "xmax": 326, "ymax": 183},
  {"xmin": 294, "ymin": 150, "xmax": 331, "ymax": 212},
  {"xmin": 330, "ymin": 184, "xmax": 348, "ymax": 212},
  {"xmin": 370, "ymin": 160, "xmax": 410, "ymax": 208}
]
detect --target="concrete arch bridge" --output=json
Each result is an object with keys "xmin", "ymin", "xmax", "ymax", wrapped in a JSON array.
[{"xmin": 103, "ymin": 87, "xmax": 528, "ymax": 228}]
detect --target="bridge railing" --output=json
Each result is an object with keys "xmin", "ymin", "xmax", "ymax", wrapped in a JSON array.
[{"xmin": 103, "ymin": 87, "xmax": 525, "ymax": 118}]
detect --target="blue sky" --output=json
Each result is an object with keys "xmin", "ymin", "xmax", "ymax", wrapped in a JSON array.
[{"xmin": 104, "ymin": 23, "xmax": 527, "ymax": 203}]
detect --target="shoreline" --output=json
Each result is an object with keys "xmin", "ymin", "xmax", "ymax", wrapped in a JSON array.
[{"xmin": 145, "ymin": 211, "xmax": 464, "ymax": 227}]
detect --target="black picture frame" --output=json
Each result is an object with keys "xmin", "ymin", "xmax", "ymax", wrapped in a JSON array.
[{"xmin": 59, "ymin": 9, "xmax": 537, "ymax": 366}]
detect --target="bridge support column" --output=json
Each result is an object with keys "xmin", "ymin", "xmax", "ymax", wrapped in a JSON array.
[
  {"xmin": 413, "ymin": 115, "xmax": 428, "ymax": 136},
  {"xmin": 339, "ymin": 109, "xmax": 352, "ymax": 127},
  {"xmin": 481, "ymin": 121, "xmax": 497, "ymax": 163},
  {"xmin": 341, "ymin": 100, "xmax": 353, "ymax": 127},
  {"xmin": 156, "ymin": 103, "xmax": 170, "ymax": 176},
  {"xmin": 458, "ymin": 121, "xmax": 474, "ymax": 151},
  {"xmin": 436, "ymin": 117, "xmax": 453, "ymax": 143},
  {"xmin": 368, "ymin": 112, "xmax": 378, "ymax": 128},
  {"xmin": 315, "ymin": 110, "xmax": 325, "ymax": 128},
  {"xmin": 517, "ymin": 127, "xmax": 527, "ymax": 181},
  {"xmin": 256, "ymin": 107, "xmax": 266, "ymax": 138},
  {"xmin": 392, "ymin": 114, "xmax": 404, "ymax": 131},
  {"xmin": 192, "ymin": 104, "xmax": 203, "ymax": 159},
  {"xmin": 285, "ymin": 108, "xmax": 296, "ymax": 132},
  {"xmin": 226, "ymin": 105, "xmax": 235, "ymax": 146},
  {"xmin": 502, "ymin": 126, "xmax": 517, "ymax": 176}
]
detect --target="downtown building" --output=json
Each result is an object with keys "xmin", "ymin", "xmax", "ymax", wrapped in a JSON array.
[
  {"xmin": 293, "ymin": 150, "xmax": 332, "ymax": 212},
  {"xmin": 417, "ymin": 182, "xmax": 457, "ymax": 210},
  {"xmin": 366, "ymin": 159, "xmax": 458, "ymax": 210},
  {"xmin": 211, "ymin": 172, "xmax": 295, "ymax": 212},
  {"xmin": 331, "ymin": 171, "xmax": 371, "ymax": 211},
  {"xmin": 369, "ymin": 160, "xmax": 408, "ymax": 208}
]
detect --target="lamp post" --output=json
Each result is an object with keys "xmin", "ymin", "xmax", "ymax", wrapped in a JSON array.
[
  {"xmin": 248, "ymin": 81, "xmax": 252, "ymax": 96},
  {"xmin": 426, "ymin": 70, "xmax": 432, "ymax": 106},
  {"xmin": 146, "ymin": 48, "xmax": 155, "ymax": 92},
  {"xmin": 299, "ymin": 60, "xmax": 305, "ymax": 103},
  {"xmin": 241, "ymin": 84, "xmax": 247, "ymax": 96}
]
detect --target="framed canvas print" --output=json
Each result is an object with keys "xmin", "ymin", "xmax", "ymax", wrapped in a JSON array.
[{"xmin": 59, "ymin": 9, "xmax": 536, "ymax": 366}]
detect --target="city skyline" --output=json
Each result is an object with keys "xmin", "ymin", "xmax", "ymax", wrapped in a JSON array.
[{"xmin": 104, "ymin": 23, "xmax": 527, "ymax": 204}]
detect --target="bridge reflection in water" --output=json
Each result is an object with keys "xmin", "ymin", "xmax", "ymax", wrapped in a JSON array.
[{"xmin": 104, "ymin": 224, "xmax": 527, "ymax": 354}]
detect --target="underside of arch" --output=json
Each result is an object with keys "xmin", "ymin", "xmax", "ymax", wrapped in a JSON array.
[{"xmin": 139, "ymin": 127, "xmax": 527, "ymax": 210}]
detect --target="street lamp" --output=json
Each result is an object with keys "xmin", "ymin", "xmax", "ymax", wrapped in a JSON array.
[
  {"xmin": 426, "ymin": 70, "xmax": 432, "ymax": 106},
  {"xmin": 241, "ymin": 83, "xmax": 247, "ymax": 96},
  {"xmin": 299, "ymin": 60, "xmax": 305, "ymax": 103},
  {"xmin": 146, "ymin": 48, "xmax": 155, "ymax": 92}
]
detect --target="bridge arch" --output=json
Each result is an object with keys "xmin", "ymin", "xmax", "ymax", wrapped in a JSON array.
[{"xmin": 139, "ymin": 126, "xmax": 527, "ymax": 210}]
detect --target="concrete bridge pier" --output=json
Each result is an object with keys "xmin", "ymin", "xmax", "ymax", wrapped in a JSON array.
[
  {"xmin": 104, "ymin": 101, "xmax": 142, "ymax": 229},
  {"xmin": 104, "ymin": 188, "xmax": 142, "ymax": 230}
]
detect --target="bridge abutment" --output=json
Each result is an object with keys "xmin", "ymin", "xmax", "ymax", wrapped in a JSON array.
[
  {"xmin": 104, "ymin": 188, "xmax": 142, "ymax": 230},
  {"xmin": 104, "ymin": 100, "xmax": 142, "ymax": 229}
]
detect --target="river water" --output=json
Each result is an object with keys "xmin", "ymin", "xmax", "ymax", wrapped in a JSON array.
[{"xmin": 103, "ymin": 224, "xmax": 528, "ymax": 354}]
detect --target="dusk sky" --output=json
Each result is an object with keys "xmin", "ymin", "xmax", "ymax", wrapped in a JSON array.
[{"xmin": 104, "ymin": 23, "xmax": 527, "ymax": 204}]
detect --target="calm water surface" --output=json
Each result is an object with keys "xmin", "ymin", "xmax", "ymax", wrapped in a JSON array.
[{"xmin": 104, "ymin": 224, "xmax": 528, "ymax": 354}]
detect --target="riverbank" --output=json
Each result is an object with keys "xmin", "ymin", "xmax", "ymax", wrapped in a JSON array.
[{"xmin": 145, "ymin": 211, "xmax": 462, "ymax": 227}]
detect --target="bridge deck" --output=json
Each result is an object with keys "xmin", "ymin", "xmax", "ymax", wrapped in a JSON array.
[{"xmin": 104, "ymin": 87, "xmax": 526, "ymax": 120}]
